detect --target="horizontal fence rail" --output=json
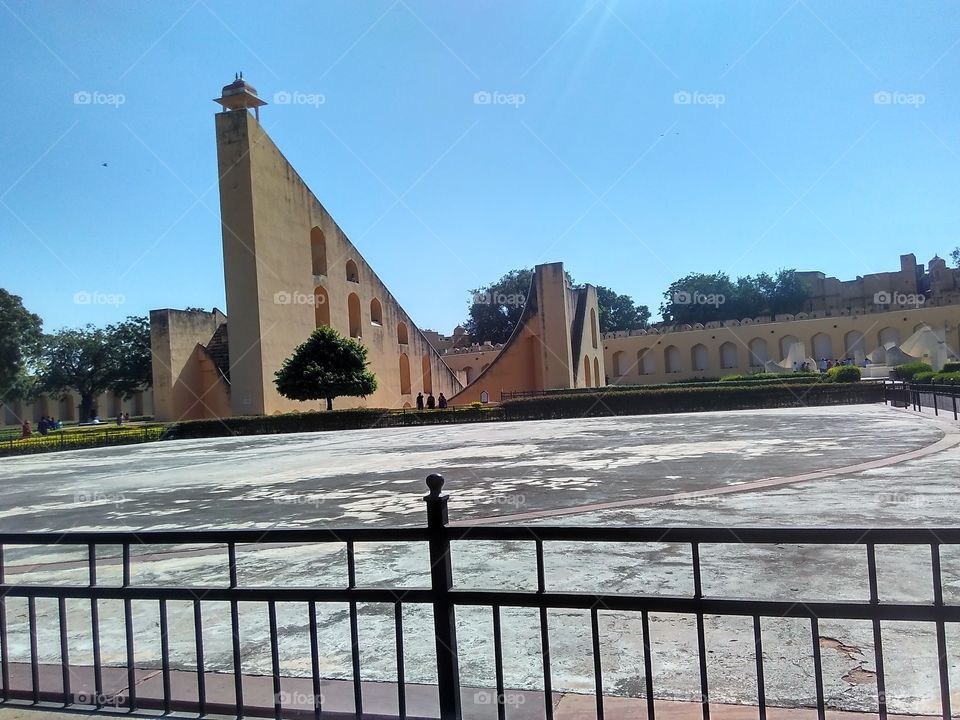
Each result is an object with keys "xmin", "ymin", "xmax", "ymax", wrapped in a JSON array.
[
  {"xmin": 0, "ymin": 475, "xmax": 956, "ymax": 720},
  {"xmin": 883, "ymin": 379, "xmax": 960, "ymax": 420}
]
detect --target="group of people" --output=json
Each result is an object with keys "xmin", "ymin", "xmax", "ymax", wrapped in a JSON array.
[
  {"xmin": 791, "ymin": 357, "xmax": 869, "ymax": 373},
  {"xmin": 415, "ymin": 392, "xmax": 448, "ymax": 410},
  {"xmin": 20, "ymin": 417, "xmax": 63, "ymax": 438}
]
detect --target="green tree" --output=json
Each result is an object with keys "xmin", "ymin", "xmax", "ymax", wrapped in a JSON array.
[
  {"xmin": 464, "ymin": 268, "xmax": 533, "ymax": 344},
  {"xmin": 595, "ymin": 286, "xmax": 650, "ymax": 332},
  {"xmin": 950, "ymin": 247, "xmax": 960, "ymax": 268},
  {"xmin": 660, "ymin": 269, "xmax": 810, "ymax": 324},
  {"xmin": 275, "ymin": 326, "xmax": 377, "ymax": 411},
  {"xmin": 38, "ymin": 316, "xmax": 152, "ymax": 421},
  {"xmin": 0, "ymin": 290, "xmax": 43, "ymax": 401}
]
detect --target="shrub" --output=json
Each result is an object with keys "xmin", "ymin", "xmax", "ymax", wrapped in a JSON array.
[
  {"xmin": 825, "ymin": 365, "xmax": 861, "ymax": 383},
  {"xmin": 914, "ymin": 371, "xmax": 960, "ymax": 385},
  {"xmin": 911, "ymin": 371, "xmax": 936, "ymax": 385},
  {"xmin": 941, "ymin": 362, "xmax": 960, "ymax": 373},
  {"xmin": 720, "ymin": 371, "xmax": 819, "ymax": 382},
  {"xmin": 500, "ymin": 383, "xmax": 882, "ymax": 421},
  {"xmin": 893, "ymin": 362, "xmax": 933, "ymax": 380}
]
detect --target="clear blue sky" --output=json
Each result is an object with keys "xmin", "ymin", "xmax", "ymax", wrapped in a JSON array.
[{"xmin": 2, "ymin": 1, "xmax": 959, "ymax": 333}]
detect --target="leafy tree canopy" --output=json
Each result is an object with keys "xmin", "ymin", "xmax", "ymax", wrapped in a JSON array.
[
  {"xmin": 275, "ymin": 326, "xmax": 377, "ymax": 411},
  {"xmin": 38, "ymin": 316, "xmax": 152, "ymax": 420},
  {"xmin": 464, "ymin": 269, "xmax": 650, "ymax": 344},
  {"xmin": 951, "ymin": 247, "xmax": 960, "ymax": 268},
  {"xmin": 0, "ymin": 290, "xmax": 43, "ymax": 401},
  {"xmin": 660, "ymin": 269, "xmax": 810, "ymax": 324}
]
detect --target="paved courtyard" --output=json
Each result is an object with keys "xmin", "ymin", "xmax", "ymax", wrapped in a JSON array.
[{"xmin": 0, "ymin": 404, "xmax": 958, "ymax": 715}]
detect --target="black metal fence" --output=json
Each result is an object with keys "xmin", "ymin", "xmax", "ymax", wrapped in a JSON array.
[
  {"xmin": 0, "ymin": 476, "xmax": 957, "ymax": 720},
  {"xmin": 0, "ymin": 426, "xmax": 167, "ymax": 458},
  {"xmin": 882, "ymin": 380, "xmax": 960, "ymax": 420}
]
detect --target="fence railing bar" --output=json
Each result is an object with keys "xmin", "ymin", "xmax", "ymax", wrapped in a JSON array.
[
  {"xmin": 268, "ymin": 601, "xmax": 281, "ymax": 720},
  {"xmin": 931, "ymin": 543, "xmax": 952, "ymax": 720},
  {"xmin": 691, "ymin": 543, "xmax": 709, "ymax": 720},
  {"xmin": 641, "ymin": 610, "xmax": 655, "ymax": 720},
  {"xmin": 1, "ymin": 543, "xmax": 8, "ymax": 703},
  {"xmin": 590, "ymin": 607, "xmax": 604, "ymax": 720},
  {"xmin": 394, "ymin": 601, "xmax": 406, "ymax": 720},
  {"xmin": 27, "ymin": 596, "xmax": 38, "ymax": 704},
  {"xmin": 492, "ymin": 605, "xmax": 505, "ymax": 720},
  {"xmin": 539, "ymin": 605, "xmax": 553, "ymax": 720},
  {"xmin": 232, "ymin": 598, "xmax": 244, "ymax": 716},
  {"xmin": 90, "ymin": 598, "xmax": 102, "ymax": 708},
  {"xmin": 159, "ymin": 598, "xmax": 171, "ymax": 715},
  {"xmin": 346, "ymin": 541, "xmax": 363, "ymax": 718},
  {"xmin": 124, "ymin": 597, "xmax": 136, "ymax": 710},
  {"xmin": 752, "ymin": 616, "xmax": 765, "ymax": 720},
  {"xmin": 193, "ymin": 598, "xmax": 206, "ymax": 717},
  {"xmin": 866, "ymin": 544, "xmax": 887, "ymax": 720},
  {"xmin": 810, "ymin": 618, "xmax": 825, "ymax": 720},
  {"xmin": 308, "ymin": 602, "xmax": 322, "ymax": 720},
  {"xmin": 58, "ymin": 596, "xmax": 70, "ymax": 705}
]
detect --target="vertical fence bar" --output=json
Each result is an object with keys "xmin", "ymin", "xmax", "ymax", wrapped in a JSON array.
[
  {"xmin": 640, "ymin": 610, "xmax": 656, "ymax": 720},
  {"xmin": 309, "ymin": 603, "xmax": 323, "ymax": 720},
  {"xmin": 194, "ymin": 599, "xmax": 206, "ymax": 717},
  {"xmin": 394, "ymin": 602, "xmax": 406, "ymax": 720},
  {"xmin": 424, "ymin": 475, "xmax": 461, "ymax": 720},
  {"xmin": 536, "ymin": 538, "xmax": 553, "ymax": 720},
  {"xmin": 346, "ymin": 541, "xmax": 363, "ymax": 718},
  {"xmin": 810, "ymin": 618, "xmax": 825, "ymax": 720},
  {"xmin": 159, "ymin": 598, "xmax": 171, "ymax": 715},
  {"xmin": 122, "ymin": 543, "xmax": 136, "ymax": 710},
  {"xmin": 28, "ymin": 596, "xmax": 38, "ymax": 703},
  {"xmin": 931, "ymin": 543, "xmax": 952, "ymax": 720},
  {"xmin": 952, "ymin": 387, "xmax": 958, "ymax": 420},
  {"xmin": 269, "ymin": 601, "xmax": 281, "ymax": 720},
  {"xmin": 229, "ymin": 543, "xmax": 244, "ymax": 718},
  {"xmin": 866, "ymin": 544, "xmax": 887, "ymax": 720},
  {"xmin": 752, "ymin": 616, "xmax": 766, "ymax": 720},
  {"xmin": 934, "ymin": 385, "xmax": 940, "ymax": 416},
  {"xmin": 492, "ymin": 605, "xmax": 505, "ymax": 720},
  {"xmin": 590, "ymin": 607, "xmax": 604, "ymax": 720},
  {"xmin": 1, "ymin": 544, "xmax": 9, "ymax": 702},
  {"xmin": 88, "ymin": 544, "xmax": 102, "ymax": 708},
  {"xmin": 691, "ymin": 543, "xmax": 709, "ymax": 720},
  {"xmin": 58, "ymin": 597, "xmax": 70, "ymax": 704}
]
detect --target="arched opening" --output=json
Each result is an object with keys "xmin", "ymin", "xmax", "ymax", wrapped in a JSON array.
[
  {"xmin": 878, "ymin": 327, "xmax": 900, "ymax": 347},
  {"xmin": 397, "ymin": 321, "xmax": 409, "ymax": 345},
  {"xmin": 811, "ymin": 333, "xmax": 832, "ymax": 360},
  {"xmin": 691, "ymin": 344, "xmax": 709, "ymax": 372},
  {"xmin": 345, "ymin": 259, "xmax": 359, "ymax": 283},
  {"xmin": 590, "ymin": 308, "xmax": 598, "ymax": 349},
  {"xmin": 310, "ymin": 227, "xmax": 327, "ymax": 275},
  {"xmin": 749, "ymin": 338, "xmax": 768, "ymax": 367},
  {"xmin": 612, "ymin": 350, "xmax": 625, "ymax": 377},
  {"xmin": 720, "ymin": 342, "xmax": 738, "ymax": 369},
  {"xmin": 370, "ymin": 298, "xmax": 383, "ymax": 325},
  {"xmin": 421, "ymin": 356, "xmax": 433, "ymax": 394},
  {"xmin": 399, "ymin": 353, "xmax": 411, "ymax": 395},
  {"xmin": 664, "ymin": 346, "xmax": 681, "ymax": 373},
  {"xmin": 594, "ymin": 357, "xmax": 601, "ymax": 386},
  {"xmin": 59, "ymin": 395, "xmax": 75, "ymax": 422},
  {"xmin": 779, "ymin": 335, "xmax": 801, "ymax": 361},
  {"xmin": 584, "ymin": 356, "xmax": 592, "ymax": 387},
  {"xmin": 845, "ymin": 330, "xmax": 865, "ymax": 362},
  {"xmin": 314, "ymin": 286, "xmax": 330, "ymax": 327},
  {"xmin": 464, "ymin": 366, "xmax": 475, "ymax": 384},
  {"xmin": 639, "ymin": 349, "xmax": 655, "ymax": 375},
  {"xmin": 347, "ymin": 293, "xmax": 361, "ymax": 338}
]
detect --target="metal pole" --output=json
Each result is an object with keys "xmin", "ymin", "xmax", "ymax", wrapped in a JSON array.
[{"xmin": 424, "ymin": 474, "xmax": 461, "ymax": 720}]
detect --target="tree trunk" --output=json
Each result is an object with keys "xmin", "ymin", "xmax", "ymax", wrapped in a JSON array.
[
  {"xmin": 79, "ymin": 392, "xmax": 96, "ymax": 422},
  {"xmin": 326, "ymin": 397, "xmax": 333, "ymax": 411}
]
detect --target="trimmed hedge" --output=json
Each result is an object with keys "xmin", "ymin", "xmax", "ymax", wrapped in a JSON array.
[
  {"xmin": 825, "ymin": 365, "xmax": 861, "ymax": 383},
  {"xmin": 941, "ymin": 362, "xmax": 960, "ymax": 373},
  {"xmin": 165, "ymin": 406, "xmax": 502, "ymax": 440},
  {"xmin": 910, "ymin": 371, "xmax": 960, "ymax": 386},
  {"xmin": 720, "ymin": 371, "xmax": 820, "ymax": 382},
  {"xmin": 894, "ymin": 362, "xmax": 933, "ymax": 380},
  {"xmin": 500, "ymin": 383, "xmax": 883, "ymax": 421}
]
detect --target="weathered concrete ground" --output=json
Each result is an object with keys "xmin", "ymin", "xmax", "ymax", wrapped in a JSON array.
[{"xmin": 0, "ymin": 404, "xmax": 958, "ymax": 714}]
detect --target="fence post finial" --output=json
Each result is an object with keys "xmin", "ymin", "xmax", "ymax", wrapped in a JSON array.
[{"xmin": 424, "ymin": 475, "xmax": 460, "ymax": 720}]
